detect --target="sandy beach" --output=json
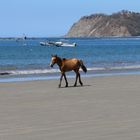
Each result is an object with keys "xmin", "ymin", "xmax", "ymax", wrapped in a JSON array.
[{"xmin": 0, "ymin": 75, "xmax": 140, "ymax": 140}]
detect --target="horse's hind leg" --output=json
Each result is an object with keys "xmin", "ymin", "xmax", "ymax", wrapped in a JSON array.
[
  {"xmin": 74, "ymin": 72, "xmax": 78, "ymax": 87},
  {"xmin": 78, "ymin": 73, "xmax": 83, "ymax": 86},
  {"xmin": 64, "ymin": 73, "xmax": 68, "ymax": 87}
]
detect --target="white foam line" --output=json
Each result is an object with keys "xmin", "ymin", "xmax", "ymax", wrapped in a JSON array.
[
  {"xmin": 1, "ymin": 71, "xmax": 140, "ymax": 83},
  {"xmin": 1, "ymin": 65, "xmax": 140, "ymax": 76}
]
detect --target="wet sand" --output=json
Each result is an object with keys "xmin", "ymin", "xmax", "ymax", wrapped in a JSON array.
[{"xmin": 0, "ymin": 75, "xmax": 140, "ymax": 140}]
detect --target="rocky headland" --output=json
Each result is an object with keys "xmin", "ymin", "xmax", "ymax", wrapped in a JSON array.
[{"xmin": 66, "ymin": 10, "xmax": 140, "ymax": 37}]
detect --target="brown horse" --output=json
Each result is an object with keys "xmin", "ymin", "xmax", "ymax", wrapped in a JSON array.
[{"xmin": 50, "ymin": 55, "xmax": 87, "ymax": 88}]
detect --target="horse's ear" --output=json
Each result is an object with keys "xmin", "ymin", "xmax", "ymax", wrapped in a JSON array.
[
  {"xmin": 54, "ymin": 54, "xmax": 57, "ymax": 57},
  {"xmin": 51, "ymin": 54, "xmax": 54, "ymax": 57}
]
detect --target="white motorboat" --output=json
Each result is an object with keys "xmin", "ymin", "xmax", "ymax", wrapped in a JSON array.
[{"xmin": 40, "ymin": 41, "xmax": 76, "ymax": 47}]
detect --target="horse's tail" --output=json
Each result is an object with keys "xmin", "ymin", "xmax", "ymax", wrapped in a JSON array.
[{"xmin": 80, "ymin": 60, "xmax": 87, "ymax": 73}]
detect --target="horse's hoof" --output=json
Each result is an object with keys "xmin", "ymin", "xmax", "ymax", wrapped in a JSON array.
[
  {"xmin": 58, "ymin": 85, "xmax": 61, "ymax": 88},
  {"xmin": 74, "ymin": 84, "xmax": 77, "ymax": 87},
  {"xmin": 80, "ymin": 83, "xmax": 83, "ymax": 86},
  {"xmin": 65, "ymin": 85, "xmax": 68, "ymax": 87}
]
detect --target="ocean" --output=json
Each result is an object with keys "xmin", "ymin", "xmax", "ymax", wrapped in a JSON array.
[{"xmin": 0, "ymin": 37, "xmax": 140, "ymax": 82}]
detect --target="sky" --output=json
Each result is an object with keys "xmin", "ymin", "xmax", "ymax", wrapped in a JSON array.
[{"xmin": 0, "ymin": 0, "xmax": 140, "ymax": 37}]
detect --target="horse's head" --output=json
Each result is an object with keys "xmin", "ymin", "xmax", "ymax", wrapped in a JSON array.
[{"xmin": 50, "ymin": 55, "xmax": 58, "ymax": 67}]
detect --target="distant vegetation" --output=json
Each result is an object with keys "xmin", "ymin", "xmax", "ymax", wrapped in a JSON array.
[{"xmin": 66, "ymin": 10, "xmax": 140, "ymax": 37}]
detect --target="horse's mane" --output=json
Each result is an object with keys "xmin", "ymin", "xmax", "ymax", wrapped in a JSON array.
[
  {"xmin": 55, "ymin": 56, "xmax": 63, "ymax": 63},
  {"xmin": 56, "ymin": 56, "xmax": 67, "ymax": 61},
  {"xmin": 62, "ymin": 58, "xmax": 66, "ymax": 61},
  {"xmin": 53, "ymin": 55, "xmax": 67, "ymax": 61}
]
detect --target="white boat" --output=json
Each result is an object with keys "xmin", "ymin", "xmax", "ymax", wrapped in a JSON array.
[
  {"xmin": 40, "ymin": 41, "xmax": 76, "ymax": 47},
  {"xmin": 60, "ymin": 42, "xmax": 76, "ymax": 47}
]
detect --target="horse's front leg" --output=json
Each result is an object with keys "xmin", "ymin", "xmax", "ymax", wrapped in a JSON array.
[
  {"xmin": 59, "ymin": 73, "xmax": 63, "ymax": 88},
  {"xmin": 64, "ymin": 73, "xmax": 68, "ymax": 87}
]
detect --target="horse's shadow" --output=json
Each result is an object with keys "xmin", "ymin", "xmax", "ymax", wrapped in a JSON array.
[{"xmin": 59, "ymin": 84, "xmax": 91, "ymax": 89}]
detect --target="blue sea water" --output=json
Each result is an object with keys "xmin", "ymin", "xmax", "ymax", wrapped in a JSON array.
[{"xmin": 0, "ymin": 37, "xmax": 140, "ymax": 82}]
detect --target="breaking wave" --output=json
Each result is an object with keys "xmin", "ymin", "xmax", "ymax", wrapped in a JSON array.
[{"xmin": 1, "ymin": 64, "xmax": 140, "ymax": 76}]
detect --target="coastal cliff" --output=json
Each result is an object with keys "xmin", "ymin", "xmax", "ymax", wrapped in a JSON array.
[{"xmin": 66, "ymin": 10, "xmax": 140, "ymax": 37}]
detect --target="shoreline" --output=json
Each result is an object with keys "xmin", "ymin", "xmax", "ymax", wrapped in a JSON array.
[
  {"xmin": 0, "ymin": 75, "xmax": 140, "ymax": 139},
  {"xmin": 1, "ymin": 68, "xmax": 140, "ymax": 83}
]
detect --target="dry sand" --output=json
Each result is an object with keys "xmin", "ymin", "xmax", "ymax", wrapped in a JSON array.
[{"xmin": 0, "ymin": 75, "xmax": 140, "ymax": 140}]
